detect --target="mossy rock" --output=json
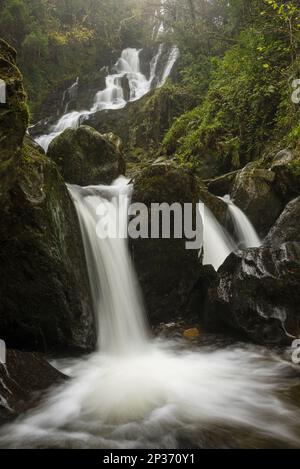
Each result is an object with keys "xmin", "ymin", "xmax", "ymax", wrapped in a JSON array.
[
  {"xmin": 48, "ymin": 125, "xmax": 126, "ymax": 186},
  {"xmin": 231, "ymin": 167, "xmax": 283, "ymax": 238},
  {"xmin": 0, "ymin": 139, "xmax": 96, "ymax": 352},
  {"xmin": 131, "ymin": 162, "xmax": 203, "ymax": 324},
  {"xmin": 0, "ymin": 39, "xmax": 28, "ymax": 207}
]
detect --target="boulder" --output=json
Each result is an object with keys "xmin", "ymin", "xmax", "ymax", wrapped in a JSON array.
[
  {"xmin": 205, "ymin": 242, "xmax": 300, "ymax": 345},
  {"xmin": 201, "ymin": 197, "xmax": 300, "ymax": 344},
  {"xmin": 0, "ymin": 39, "xmax": 28, "ymax": 208},
  {"xmin": 265, "ymin": 197, "xmax": 300, "ymax": 246},
  {"xmin": 231, "ymin": 167, "xmax": 283, "ymax": 238},
  {"xmin": 271, "ymin": 149, "xmax": 300, "ymax": 204},
  {"xmin": 48, "ymin": 125, "xmax": 125, "ymax": 186},
  {"xmin": 0, "ymin": 349, "xmax": 66, "ymax": 424},
  {"xmin": 120, "ymin": 75, "xmax": 131, "ymax": 102},
  {"xmin": 0, "ymin": 139, "xmax": 96, "ymax": 352},
  {"xmin": 131, "ymin": 163, "xmax": 202, "ymax": 324},
  {"xmin": 206, "ymin": 171, "xmax": 239, "ymax": 197}
]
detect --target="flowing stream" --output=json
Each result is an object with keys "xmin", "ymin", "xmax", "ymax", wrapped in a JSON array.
[
  {"xmin": 36, "ymin": 44, "xmax": 179, "ymax": 152},
  {"xmin": 1, "ymin": 178, "xmax": 300, "ymax": 449}
]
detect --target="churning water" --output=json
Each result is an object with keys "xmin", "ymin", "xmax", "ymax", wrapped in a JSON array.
[{"xmin": 1, "ymin": 178, "xmax": 300, "ymax": 448}]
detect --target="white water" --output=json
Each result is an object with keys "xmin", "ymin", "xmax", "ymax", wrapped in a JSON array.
[
  {"xmin": 68, "ymin": 178, "xmax": 147, "ymax": 353},
  {"xmin": 222, "ymin": 195, "xmax": 262, "ymax": 249},
  {"xmin": 1, "ymin": 178, "xmax": 300, "ymax": 449},
  {"xmin": 35, "ymin": 44, "xmax": 179, "ymax": 152},
  {"xmin": 199, "ymin": 203, "xmax": 237, "ymax": 271}
]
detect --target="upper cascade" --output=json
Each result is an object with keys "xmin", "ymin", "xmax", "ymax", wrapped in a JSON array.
[{"xmin": 35, "ymin": 44, "xmax": 179, "ymax": 152}]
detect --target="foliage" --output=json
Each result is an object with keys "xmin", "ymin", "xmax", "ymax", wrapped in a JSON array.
[{"xmin": 162, "ymin": 0, "xmax": 300, "ymax": 176}]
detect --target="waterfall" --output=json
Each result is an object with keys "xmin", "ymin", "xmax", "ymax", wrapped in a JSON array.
[
  {"xmin": 222, "ymin": 195, "xmax": 262, "ymax": 249},
  {"xmin": 200, "ymin": 203, "xmax": 237, "ymax": 271},
  {"xmin": 0, "ymin": 179, "xmax": 299, "ymax": 449},
  {"xmin": 157, "ymin": 45, "xmax": 180, "ymax": 87},
  {"xmin": 35, "ymin": 44, "xmax": 179, "ymax": 152},
  {"xmin": 68, "ymin": 178, "xmax": 148, "ymax": 353}
]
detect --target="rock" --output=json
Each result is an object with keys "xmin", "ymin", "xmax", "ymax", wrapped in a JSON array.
[
  {"xmin": 131, "ymin": 163, "xmax": 202, "ymax": 324},
  {"xmin": 0, "ymin": 39, "xmax": 28, "ymax": 208},
  {"xmin": 48, "ymin": 125, "xmax": 126, "ymax": 185},
  {"xmin": 265, "ymin": 197, "xmax": 300, "ymax": 246},
  {"xmin": 271, "ymin": 150, "xmax": 300, "ymax": 204},
  {"xmin": 0, "ymin": 349, "xmax": 66, "ymax": 424},
  {"xmin": 120, "ymin": 75, "xmax": 131, "ymax": 102},
  {"xmin": 102, "ymin": 132, "xmax": 124, "ymax": 155},
  {"xmin": 183, "ymin": 328, "xmax": 201, "ymax": 340},
  {"xmin": 205, "ymin": 242, "xmax": 300, "ymax": 345},
  {"xmin": 139, "ymin": 47, "xmax": 155, "ymax": 80},
  {"xmin": 0, "ymin": 138, "xmax": 96, "ymax": 352},
  {"xmin": 206, "ymin": 171, "xmax": 239, "ymax": 197},
  {"xmin": 231, "ymin": 167, "xmax": 283, "ymax": 237},
  {"xmin": 271, "ymin": 149, "xmax": 293, "ymax": 168}
]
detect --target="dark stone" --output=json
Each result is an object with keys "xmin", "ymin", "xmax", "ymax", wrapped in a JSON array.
[
  {"xmin": 265, "ymin": 197, "xmax": 300, "ymax": 246},
  {"xmin": 205, "ymin": 242, "xmax": 300, "ymax": 345},
  {"xmin": 131, "ymin": 163, "xmax": 202, "ymax": 324},
  {"xmin": 231, "ymin": 167, "xmax": 283, "ymax": 238},
  {"xmin": 48, "ymin": 125, "xmax": 126, "ymax": 186},
  {"xmin": 0, "ymin": 349, "xmax": 66, "ymax": 424},
  {"xmin": 0, "ymin": 139, "xmax": 96, "ymax": 353},
  {"xmin": 0, "ymin": 39, "xmax": 96, "ymax": 353},
  {"xmin": 206, "ymin": 171, "xmax": 239, "ymax": 197},
  {"xmin": 120, "ymin": 75, "xmax": 131, "ymax": 102},
  {"xmin": 139, "ymin": 47, "xmax": 155, "ymax": 80}
]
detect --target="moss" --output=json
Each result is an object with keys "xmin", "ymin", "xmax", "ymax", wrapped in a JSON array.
[
  {"xmin": 48, "ymin": 125, "xmax": 125, "ymax": 185},
  {"xmin": 0, "ymin": 39, "xmax": 29, "ymax": 205}
]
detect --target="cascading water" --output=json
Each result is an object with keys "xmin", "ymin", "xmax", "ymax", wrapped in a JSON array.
[
  {"xmin": 68, "ymin": 178, "xmax": 148, "ymax": 353},
  {"xmin": 222, "ymin": 195, "xmax": 262, "ymax": 249},
  {"xmin": 1, "ymin": 178, "xmax": 300, "ymax": 449},
  {"xmin": 35, "ymin": 44, "xmax": 179, "ymax": 152},
  {"xmin": 199, "ymin": 203, "xmax": 237, "ymax": 271}
]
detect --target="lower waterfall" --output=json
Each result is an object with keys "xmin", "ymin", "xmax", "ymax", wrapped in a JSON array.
[{"xmin": 0, "ymin": 179, "xmax": 299, "ymax": 449}]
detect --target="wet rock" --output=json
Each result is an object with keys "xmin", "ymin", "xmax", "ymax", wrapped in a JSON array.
[
  {"xmin": 0, "ymin": 349, "xmax": 66, "ymax": 424},
  {"xmin": 231, "ymin": 167, "xmax": 283, "ymax": 238},
  {"xmin": 206, "ymin": 171, "xmax": 239, "ymax": 197},
  {"xmin": 183, "ymin": 328, "xmax": 201, "ymax": 340},
  {"xmin": 120, "ymin": 75, "xmax": 131, "ymax": 102},
  {"xmin": 48, "ymin": 125, "xmax": 126, "ymax": 185},
  {"xmin": 0, "ymin": 138, "xmax": 96, "ymax": 352},
  {"xmin": 131, "ymin": 163, "xmax": 202, "ymax": 324},
  {"xmin": 271, "ymin": 149, "xmax": 300, "ymax": 204},
  {"xmin": 205, "ymin": 242, "xmax": 300, "ymax": 345},
  {"xmin": 265, "ymin": 197, "xmax": 300, "ymax": 246}
]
